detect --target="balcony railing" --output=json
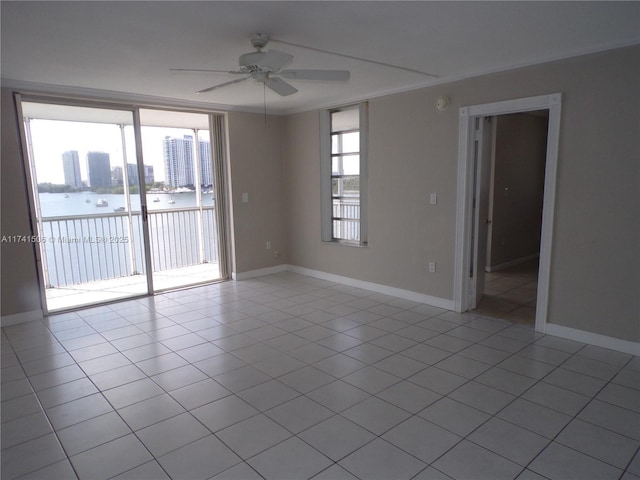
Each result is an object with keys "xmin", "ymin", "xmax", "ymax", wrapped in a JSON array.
[
  {"xmin": 332, "ymin": 200, "xmax": 360, "ymax": 241},
  {"xmin": 38, "ymin": 207, "xmax": 218, "ymax": 288}
]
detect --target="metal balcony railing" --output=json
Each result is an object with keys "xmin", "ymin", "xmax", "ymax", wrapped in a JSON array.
[
  {"xmin": 38, "ymin": 207, "xmax": 218, "ymax": 288},
  {"xmin": 332, "ymin": 200, "xmax": 360, "ymax": 241}
]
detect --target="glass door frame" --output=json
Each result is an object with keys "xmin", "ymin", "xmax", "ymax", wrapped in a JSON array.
[
  {"xmin": 133, "ymin": 108, "xmax": 154, "ymax": 296},
  {"xmin": 137, "ymin": 108, "xmax": 221, "ymax": 292},
  {"xmin": 15, "ymin": 92, "xmax": 230, "ymax": 314}
]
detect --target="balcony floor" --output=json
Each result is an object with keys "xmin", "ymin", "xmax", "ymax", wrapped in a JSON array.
[{"xmin": 46, "ymin": 263, "xmax": 221, "ymax": 312}]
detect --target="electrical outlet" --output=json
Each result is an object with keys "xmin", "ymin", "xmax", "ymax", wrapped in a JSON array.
[
  {"xmin": 430, "ymin": 193, "xmax": 438, "ymax": 205},
  {"xmin": 242, "ymin": 192, "xmax": 249, "ymax": 203},
  {"xmin": 428, "ymin": 261, "xmax": 436, "ymax": 273},
  {"xmin": 266, "ymin": 241, "xmax": 271, "ymax": 250}
]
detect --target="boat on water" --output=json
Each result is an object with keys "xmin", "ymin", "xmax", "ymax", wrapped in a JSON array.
[
  {"xmin": 95, "ymin": 199, "xmax": 108, "ymax": 207},
  {"xmin": 153, "ymin": 197, "xmax": 160, "ymax": 202},
  {"xmin": 85, "ymin": 198, "xmax": 91, "ymax": 203},
  {"xmin": 64, "ymin": 194, "xmax": 69, "ymax": 198},
  {"xmin": 113, "ymin": 206, "xmax": 125, "ymax": 212},
  {"xmin": 168, "ymin": 196, "xmax": 175, "ymax": 205}
]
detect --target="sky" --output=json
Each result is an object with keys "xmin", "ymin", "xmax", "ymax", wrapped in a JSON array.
[{"xmin": 29, "ymin": 119, "xmax": 209, "ymax": 185}]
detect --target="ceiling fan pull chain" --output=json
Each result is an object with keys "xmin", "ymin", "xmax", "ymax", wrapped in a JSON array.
[{"xmin": 264, "ymin": 82, "xmax": 267, "ymax": 124}]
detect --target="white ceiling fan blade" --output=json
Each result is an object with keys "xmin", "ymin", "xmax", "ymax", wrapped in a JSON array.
[
  {"xmin": 196, "ymin": 77, "xmax": 249, "ymax": 94},
  {"xmin": 280, "ymin": 69, "xmax": 350, "ymax": 81},
  {"xmin": 260, "ymin": 49, "xmax": 294, "ymax": 71},
  {"xmin": 171, "ymin": 68, "xmax": 245, "ymax": 74},
  {"xmin": 264, "ymin": 77, "xmax": 298, "ymax": 96}
]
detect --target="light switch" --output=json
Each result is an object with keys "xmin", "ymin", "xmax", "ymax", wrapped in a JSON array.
[
  {"xmin": 430, "ymin": 193, "xmax": 438, "ymax": 205},
  {"xmin": 242, "ymin": 192, "xmax": 249, "ymax": 203}
]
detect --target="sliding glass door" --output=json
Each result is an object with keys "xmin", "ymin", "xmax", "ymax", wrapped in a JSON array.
[
  {"xmin": 19, "ymin": 99, "xmax": 227, "ymax": 312},
  {"xmin": 139, "ymin": 109, "xmax": 223, "ymax": 291},
  {"xmin": 21, "ymin": 102, "xmax": 147, "ymax": 311}
]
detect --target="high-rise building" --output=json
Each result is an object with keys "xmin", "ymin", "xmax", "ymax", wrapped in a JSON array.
[
  {"xmin": 86, "ymin": 152, "xmax": 111, "ymax": 188},
  {"xmin": 112, "ymin": 164, "xmax": 154, "ymax": 186},
  {"xmin": 127, "ymin": 163, "xmax": 139, "ymax": 186},
  {"xmin": 164, "ymin": 136, "xmax": 193, "ymax": 188},
  {"xmin": 164, "ymin": 135, "xmax": 211, "ymax": 188},
  {"xmin": 62, "ymin": 151, "xmax": 82, "ymax": 189},
  {"xmin": 111, "ymin": 166, "xmax": 123, "ymax": 186},
  {"xmin": 199, "ymin": 140, "xmax": 213, "ymax": 187},
  {"xmin": 144, "ymin": 165, "xmax": 155, "ymax": 184}
]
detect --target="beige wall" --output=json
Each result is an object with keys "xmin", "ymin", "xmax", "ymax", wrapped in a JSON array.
[
  {"xmin": 284, "ymin": 89, "xmax": 458, "ymax": 300},
  {"xmin": 488, "ymin": 113, "xmax": 547, "ymax": 268},
  {"xmin": 1, "ymin": 89, "xmax": 43, "ymax": 317},
  {"xmin": 283, "ymin": 45, "xmax": 640, "ymax": 342},
  {"xmin": 226, "ymin": 111, "xmax": 288, "ymax": 274}
]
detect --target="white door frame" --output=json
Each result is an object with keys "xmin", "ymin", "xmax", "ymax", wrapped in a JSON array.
[{"xmin": 453, "ymin": 93, "xmax": 562, "ymax": 333}]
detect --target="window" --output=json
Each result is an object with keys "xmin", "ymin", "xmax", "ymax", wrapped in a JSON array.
[{"xmin": 321, "ymin": 103, "xmax": 368, "ymax": 245}]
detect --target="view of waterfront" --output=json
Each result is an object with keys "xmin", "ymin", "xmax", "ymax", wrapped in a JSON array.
[
  {"xmin": 21, "ymin": 103, "xmax": 224, "ymax": 311},
  {"xmin": 36, "ymin": 192, "xmax": 220, "ymax": 297},
  {"xmin": 38, "ymin": 191, "xmax": 214, "ymax": 217}
]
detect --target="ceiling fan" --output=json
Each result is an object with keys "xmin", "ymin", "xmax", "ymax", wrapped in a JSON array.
[{"xmin": 172, "ymin": 33, "xmax": 351, "ymax": 96}]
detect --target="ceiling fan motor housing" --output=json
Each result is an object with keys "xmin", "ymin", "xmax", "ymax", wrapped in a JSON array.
[
  {"xmin": 239, "ymin": 51, "xmax": 272, "ymax": 73},
  {"xmin": 249, "ymin": 33, "xmax": 270, "ymax": 50}
]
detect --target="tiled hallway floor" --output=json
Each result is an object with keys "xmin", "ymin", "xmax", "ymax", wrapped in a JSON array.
[
  {"xmin": 2, "ymin": 272, "xmax": 639, "ymax": 480},
  {"xmin": 474, "ymin": 259, "xmax": 540, "ymax": 325}
]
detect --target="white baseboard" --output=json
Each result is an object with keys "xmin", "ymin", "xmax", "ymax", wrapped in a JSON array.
[
  {"xmin": 232, "ymin": 264, "xmax": 288, "ymax": 280},
  {"xmin": 545, "ymin": 323, "xmax": 640, "ymax": 356},
  {"xmin": 286, "ymin": 265, "xmax": 455, "ymax": 311},
  {"xmin": 238, "ymin": 264, "xmax": 637, "ymax": 356},
  {"xmin": 0, "ymin": 309, "xmax": 44, "ymax": 327},
  {"xmin": 486, "ymin": 253, "xmax": 539, "ymax": 273}
]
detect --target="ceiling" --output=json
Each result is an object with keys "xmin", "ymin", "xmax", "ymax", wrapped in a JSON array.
[{"xmin": 2, "ymin": 1, "xmax": 639, "ymax": 114}]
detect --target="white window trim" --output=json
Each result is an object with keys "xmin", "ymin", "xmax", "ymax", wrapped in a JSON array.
[{"xmin": 320, "ymin": 102, "xmax": 368, "ymax": 246}]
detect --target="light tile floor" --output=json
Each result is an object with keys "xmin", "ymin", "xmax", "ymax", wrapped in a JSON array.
[
  {"xmin": 475, "ymin": 259, "xmax": 539, "ymax": 325},
  {"xmin": 2, "ymin": 271, "xmax": 639, "ymax": 480}
]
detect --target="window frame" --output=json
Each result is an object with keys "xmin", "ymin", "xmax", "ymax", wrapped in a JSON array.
[{"xmin": 320, "ymin": 102, "xmax": 368, "ymax": 246}]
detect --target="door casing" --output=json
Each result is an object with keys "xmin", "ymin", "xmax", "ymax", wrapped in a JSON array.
[
  {"xmin": 470, "ymin": 116, "xmax": 494, "ymax": 308},
  {"xmin": 453, "ymin": 93, "xmax": 562, "ymax": 334}
]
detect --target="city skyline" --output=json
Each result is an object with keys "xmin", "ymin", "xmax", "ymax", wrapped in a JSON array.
[{"xmin": 30, "ymin": 119, "xmax": 211, "ymax": 189}]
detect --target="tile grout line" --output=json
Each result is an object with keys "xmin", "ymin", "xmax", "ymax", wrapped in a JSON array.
[{"xmin": 4, "ymin": 329, "xmax": 81, "ymax": 480}]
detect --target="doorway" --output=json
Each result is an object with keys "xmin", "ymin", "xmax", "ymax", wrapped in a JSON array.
[
  {"xmin": 18, "ymin": 98, "xmax": 229, "ymax": 313},
  {"xmin": 453, "ymin": 94, "xmax": 562, "ymax": 334},
  {"xmin": 475, "ymin": 111, "xmax": 549, "ymax": 325}
]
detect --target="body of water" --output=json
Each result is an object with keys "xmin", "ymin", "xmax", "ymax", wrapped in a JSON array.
[{"xmin": 39, "ymin": 191, "xmax": 214, "ymax": 217}]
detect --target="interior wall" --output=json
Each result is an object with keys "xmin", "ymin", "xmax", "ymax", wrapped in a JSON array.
[
  {"xmin": 283, "ymin": 45, "xmax": 640, "ymax": 342},
  {"xmin": 284, "ymin": 91, "xmax": 457, "ymax": 301},
  {"xmin": 0, "ymin": 89, "xmax": 43, "ymax": 318},
  {"xmin": 488, "ymin": 113, "xmax": 548, "ymax": 269},
  {"xmin": 226, "ymin": 111, "xmax": 287, "ymax": 274}
]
